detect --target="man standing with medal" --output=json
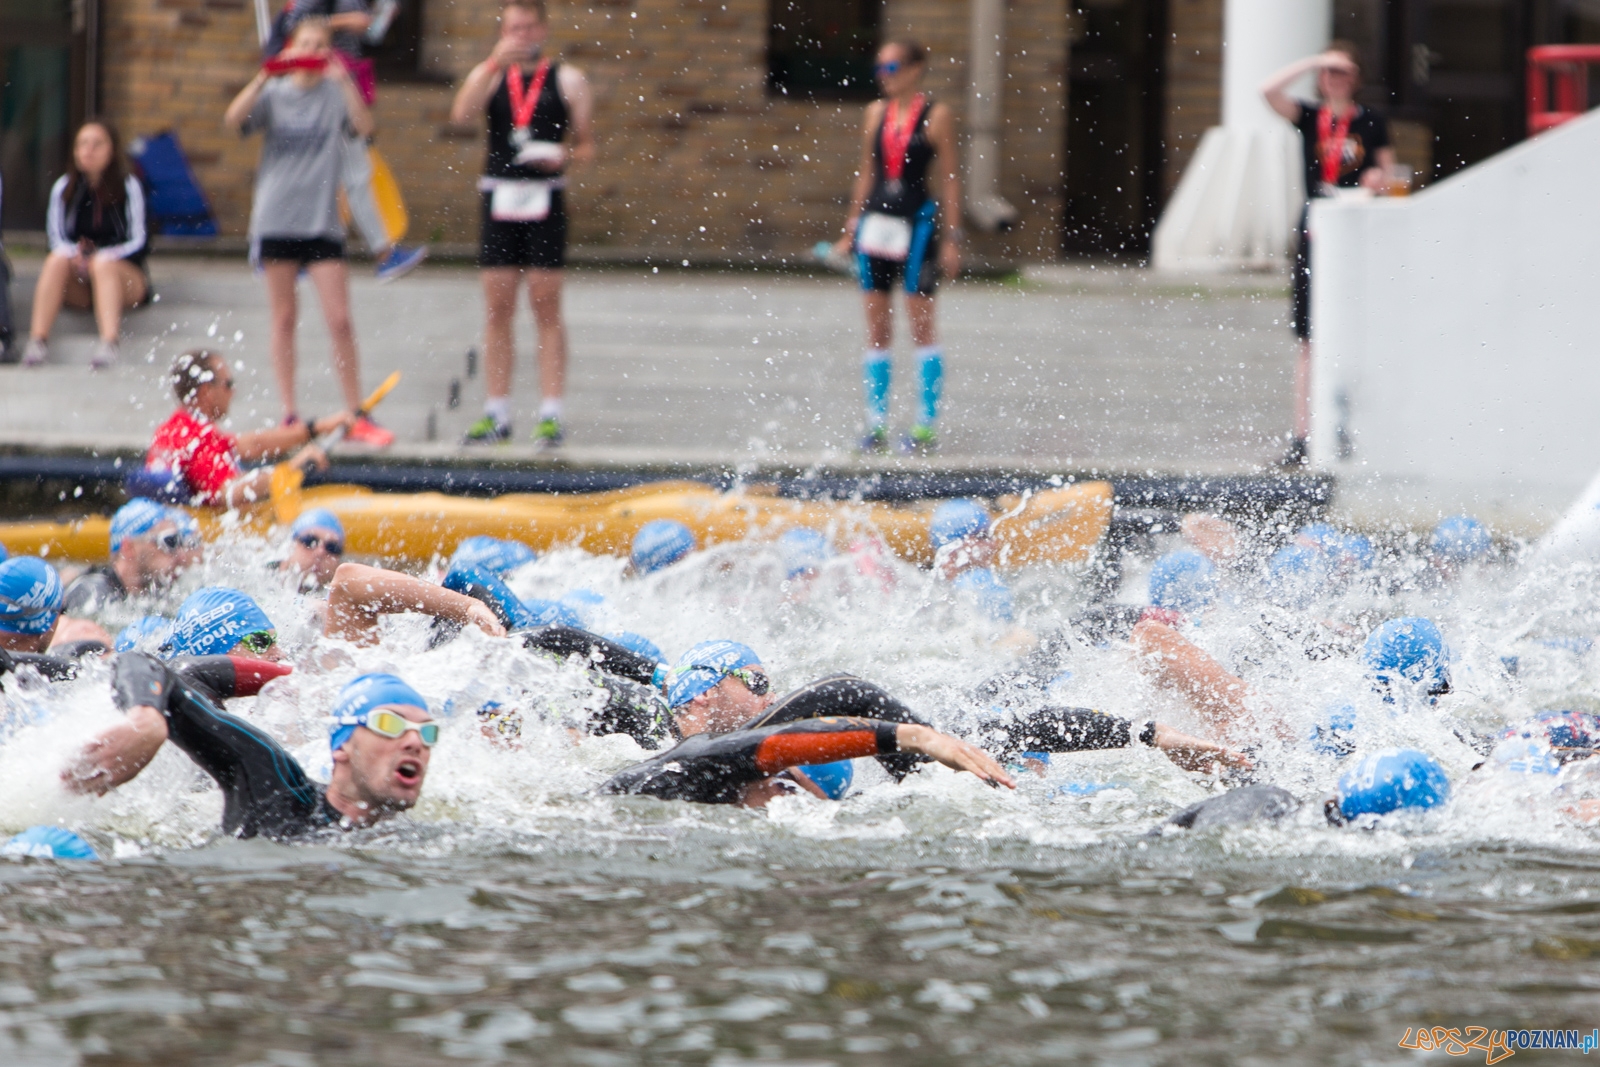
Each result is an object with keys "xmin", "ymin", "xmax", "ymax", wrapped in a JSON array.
[
  {"xmin": 450, "ymin": 0, "xmax": 594, "ymax": 448},
  {"xmin": 831, "ymin": 40, "xmax": 962, "ymax": 456},
  {"xmin": 1262, "ymin": 42, "xmax": 1393, "ymax": 468}
]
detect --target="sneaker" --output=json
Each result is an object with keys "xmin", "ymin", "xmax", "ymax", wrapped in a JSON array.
[
  {"xmin": 89, "ymin": 339, "xmax": 120, "ymax": 370},
  {"xmin": 20, "ymin": 338, "xmax": 47, "ymax": 367},
  {"xmin": 1279, "ymin": 436, "xmax": 1308, "ymax": 469},
  {"xmin": 345, "ymin": 415, "xmax": 395, "ymax": 448},
  {"xmin": 462, "ymin": 415, "xmax": 512, "ymax": 445},
  {"xmin": 533, "ymin": 417, "xmax": 564, "ymax": 449},
  {"xmin": 375, "ymin": 245, "xmax": 428, "ymax": 283},
  {"xmin": 857, "ymin": 426, "xmax": 889, "ymax": 454},
  {"xmin": 900, "ymin": 425, "xmax": 938, "ymax": 455}
]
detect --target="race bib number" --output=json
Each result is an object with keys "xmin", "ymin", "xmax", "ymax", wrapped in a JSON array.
[
  {"xmin": 490, "ymin": 180, "xmax": 552, "ymax": 222},
  {"xmin": 856, "ymin": 212, "xmax": 913, "ymax": 262}
]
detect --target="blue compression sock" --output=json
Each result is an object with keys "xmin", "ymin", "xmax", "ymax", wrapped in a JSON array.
[
  {"xmin": 915, "ymin": 346, "xmax": 943, "ymax": 427},
  {"xmin": 863, "ymin": 349, "xmax": 891, "ymax": 429}
]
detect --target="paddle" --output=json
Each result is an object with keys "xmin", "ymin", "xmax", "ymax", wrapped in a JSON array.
[{"xmin": 272, "ymin": 372, "xmax": 402, "ymax": 523}]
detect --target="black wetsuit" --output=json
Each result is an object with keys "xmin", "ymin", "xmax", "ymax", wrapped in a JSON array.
[
  {"xmin": 112, "ymin": 653, "xmax": 343, "ymax": 839},
  {"xmin": 1163, "ymin": 784, "xmax": 1304, "ymax": 831},
  {"xmin": 517, "ymin": 626, "xmax": 673, "ymax": 748},
  {"xmin": 601, "ymin": 716, "xmax": 903, "ymax": 805},
  {"xmin": 60, "ymin": 565, "xmax": 127, "ymax": 617}
]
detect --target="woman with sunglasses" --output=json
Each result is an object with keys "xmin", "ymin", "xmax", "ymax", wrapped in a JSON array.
[
  {"xmin": 830, "ymin": 39, "xmax": 962, "ymax": 455},
  {"xmin": 145, "ymin": 348, "xmax": 350, "ymax": 508},
  {"xmin": 1262, "ymin": 42, "xmax": 1393, "ymax": 468},
  {"xmin": 66, "ymin": 660, "xmax": 438, "ymax": 839}
]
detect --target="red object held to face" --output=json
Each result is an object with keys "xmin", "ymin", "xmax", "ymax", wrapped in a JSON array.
[{"xmin": 263, "ymin": 54, "xmax": 328, "ymax": 76}]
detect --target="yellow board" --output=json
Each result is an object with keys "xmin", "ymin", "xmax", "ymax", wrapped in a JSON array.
[
  {"xmin": 368, "ymin": 147, "xmax": 409, "ymax": 244},
  {"xmin": 0, "ymin": 479, "xmax": 1113, "ymax": 569}
]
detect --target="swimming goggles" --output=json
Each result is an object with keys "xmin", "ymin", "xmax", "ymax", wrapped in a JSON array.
[
  {"xmin": 722, "ymin": 666, "xmax": 770, "ymax": 696},
  {"xmin": 875, "ymin": 61, "xmax": 901, "ymax": 76},
  {"xmin": 351, "ymin": 709, "xmax": 440, "ymax": 746},
  {"xmin": 296, "ymin": 533, "xmax": 344, "ymax": 556},
  {"xmin": 237, "ymin": 630, "xmax": 277, "ymax": 654},
  {"xmin": 151, "ymin": 529, "xmax": 201, "ymax": 553}
]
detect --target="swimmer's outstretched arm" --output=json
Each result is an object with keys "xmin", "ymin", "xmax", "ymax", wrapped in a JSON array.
[
  {"xmin": 520, "ymin": 626, "xmax": 659, "ymax": 686},
  {"xmin": 63, "ymin": 653, "xmax": 173, "ymax": 795},
  {"xmin": 1150, "ymin": 721, "xmax": 1253, "ymax": 774},
  {"xmin": 602, "ymin": 716, "xmax": 1013, "ymax": 805},
  {"xmin": 326, "ymin": 563, "xmax": 507, "ymax": 646},
  {"xmin": 1131, "ymin": 618, "xmax": 1286, "ymax": 745}
]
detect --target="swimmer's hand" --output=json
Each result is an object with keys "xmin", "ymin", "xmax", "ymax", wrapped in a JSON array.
[
  {"xmin": 895, "ymin": 724, "xmax": 1015, "ymax": 789},
  {"xmin": 463, "ymin": 601, "xmax": 508, "ymax": 638},
  {"xmin": 61, "ymin": 705, "xmax": 169, "ymax": 796},
  {"xmin": 1562, "ymin": 799, "xmax": 1600, "ymax": 824},
  {"xmin": 1151, "ymin": 721, "xmax": 1254, "ymax": 775}
]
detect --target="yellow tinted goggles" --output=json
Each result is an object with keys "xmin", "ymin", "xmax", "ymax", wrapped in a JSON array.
[{"xmin": 362, "ymin": 710, "xmax": 440, "ymax": 746}]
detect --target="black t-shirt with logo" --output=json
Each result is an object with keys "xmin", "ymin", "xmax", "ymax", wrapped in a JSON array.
[{"xmin": 1294, "ymin": 101, "xmax": 1390, "ymax": 198}]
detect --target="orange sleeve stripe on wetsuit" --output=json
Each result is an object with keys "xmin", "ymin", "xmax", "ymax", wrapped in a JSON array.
[{"xmin": 753, "ymin": 730, "xmax": 884, "ymax": 774}]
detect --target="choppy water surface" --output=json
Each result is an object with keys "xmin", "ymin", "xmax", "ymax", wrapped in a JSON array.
[{"xmin": 4, "ymin": 520, "xmax": 1600, "ymax": 1064}]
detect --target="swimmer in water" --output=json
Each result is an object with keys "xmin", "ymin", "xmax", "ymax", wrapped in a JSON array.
[
  {"xmin": 277, "ymin": 508, "xmax": 346, "ymax": 591},
  {"xmin": 0, "ymin": 557, "xmax": 66, "ymax": 656},
  {"xmin": 64, "ymin": 661, "xmax": 435, "ymax": 838},
  {"xmin": 606, "ymin": 641, "xmax": 1247, "ymax": 806},
  {"xmin": 59, "ymin": 498, "xmax": 202, "ymax": 617}
]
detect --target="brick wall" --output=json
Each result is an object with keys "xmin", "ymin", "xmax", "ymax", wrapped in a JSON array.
[
  {"xmin": 100, "ymin": 0, "xmax": 1068, "ymax": 262},
  {"xmin": 1161, "ymin": 0, "xmax": 1223, "ymax": 199}
]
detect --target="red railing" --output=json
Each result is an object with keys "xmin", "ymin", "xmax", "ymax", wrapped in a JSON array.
[{"xmin": 1528, "ymin": 45, "xmax": 1600, "ymax": 134}]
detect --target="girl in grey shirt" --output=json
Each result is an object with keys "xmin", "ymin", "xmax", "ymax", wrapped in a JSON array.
[{"xmin": 225, "ymin": 18, "xmax": 393, "ymax": 448}]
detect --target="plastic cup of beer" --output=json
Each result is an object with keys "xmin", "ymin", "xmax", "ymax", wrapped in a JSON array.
[{"xmin": 1386, "ymin": 163, "xmax": 1414, "ymax": 197}]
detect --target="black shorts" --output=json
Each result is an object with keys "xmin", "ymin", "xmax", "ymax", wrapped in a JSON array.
[
  {"xmin": 257, "ymin": 237, "xmax": 345, "ymax": 266},
  {"xmin": 1291, "ymin": 205, "xmax": 1311, "ymax": 340},
  {"xmin": 855, "ymin": 204, "xmax": 940, "ymax": 297},
  {"xmin": 479, "ymin": 189, "xmax": 567, "ymax": 270}
]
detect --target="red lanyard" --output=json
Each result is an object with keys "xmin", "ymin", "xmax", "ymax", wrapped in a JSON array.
[
  {"xmin": 881, "ymin": 94, "xmax": 926, "ymax": 182},
  {"xmin": 1317, "ymin": 105, "xmax": 1355, "ymax": 187},
  {"xmin": 507, "ymin": 60, "xmax": 551, "ymax": 129}
]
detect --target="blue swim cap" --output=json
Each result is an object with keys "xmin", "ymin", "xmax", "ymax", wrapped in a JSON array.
[
  {"xmin": 952, "ymin": 566, "xmax": 1015, "ymax": 622},
  {"xmin": 114, "ymin": 615, "xmax": 174, "ymax": 654},
  {"xmin": 606, "ymin": 630, "xmax": 664, "ymax": 663},
  {"xmin": 1266, "ymin": 543, "xmax": 1330, "ymax": 609},
  {"xmin": 1340, "ymin": 534, "xmax": 1376, "ymax": 571},
  {"xmin": 110, "ymin": 498, "xmax": 170, "ymax": 553},
  {"xmin": 1148, "ymin": 550, "xmax": 1217, "ymax": 614},
  {"xmin": 165, "ymin": 587, "xmax": 274, "ymax": 658},
  {"xmin": 796, "ymin": 759, "xmax": 854, "ymax": 800},
  {"xmin": 450, "ymin": 536, "xmax": 536, "ymax": 576},
  {"xmin": 1362, "ymin": 617, "xmax": 1450, "ymax": 695},
  {"xmin": 0, "ymin": 558, "xmax": 64, "ymax": 636},
  {"xmin": 559, "ymin": 588, "xmax": 606, "ymax": 626},
  {"xmin": 523, "ymin": 598, "xmax": 584, "ymax": 628},
  {"xmin": 1, "ymin": 827, "xmax": 97, "ymax": 860},
  {"xmin": 631, "ymin": 520, "xmax": 696, "ymax": 574},
  {"xmin": 290, "ymin": 507, "xmax": 345, "ymax": 541},
  {"xmin": 1335, "ymin": 748, "xmax": 1451, "ymax": 819},
  {"xmin": 0, "ymin": 542, "xmax": 7, "ymax": 563},
  {"xmin": 1431, "ymin": 515, "xmax": 1491, "ymax": 563},
  {"xmin": 1309, "ymin": 702, "xmax": 1359, "ymax": 758},
  {"xmin": 779, "ymin": 528, "xmax": 833, "ymax": 580},
  {"xmin": 442, "ymin": 564, "xmax": 541, "ymax": 630},
  {"xmin": 667, "ymin": 640, "xmax": 761, "ymax": 708},
  {"xmin": 329, "ymin": 672, "xmax": 430, "ymax": 751},
  {"xmin": 929, "ymin": 499, "xmax": 991, "ymax": 550}
]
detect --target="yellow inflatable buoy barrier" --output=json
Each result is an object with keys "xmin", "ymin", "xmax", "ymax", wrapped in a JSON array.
[{"xmin": 0, "ymin": 474, "xmax": 1113, "ymax": 569}]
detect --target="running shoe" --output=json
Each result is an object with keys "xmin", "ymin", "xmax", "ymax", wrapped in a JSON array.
[
  {"xmin": 462, "ymin": 415, "xmax": 512, "ymax": 445},
  {"xmin": 858, "ymin": 426, "xmax": 889, "ymax": 454},
  {"xmin": 89, "ymin": 340, "xmax": 120, "ymax": 370},
  {"xmin": 375, "ymin": 245, "xmax": 428, "ymax": 283},
  {"xmin": 900, "ymin": 425, "xmax": 938, "ymax": 455},
  {"xmin": 345, "ymin": 416, "xmax": 396, "ymax": 448},
  {"xmin": 20, "ymin": 338, "xmax": 48, "ymax": 367},
  {"xmin": 533, "ymin": 418, "xmax": 564, "ymax": 450}
]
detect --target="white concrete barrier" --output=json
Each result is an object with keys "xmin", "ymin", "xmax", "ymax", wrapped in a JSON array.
[{"xmin": 1309, "ymin": 109, "xmax": 1600, "ymax": 533}]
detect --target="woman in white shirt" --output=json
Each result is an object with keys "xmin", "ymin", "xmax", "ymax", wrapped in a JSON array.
[{"xmin": 23, "ymin": 120, "xmax": 150, "ymax": 369}]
